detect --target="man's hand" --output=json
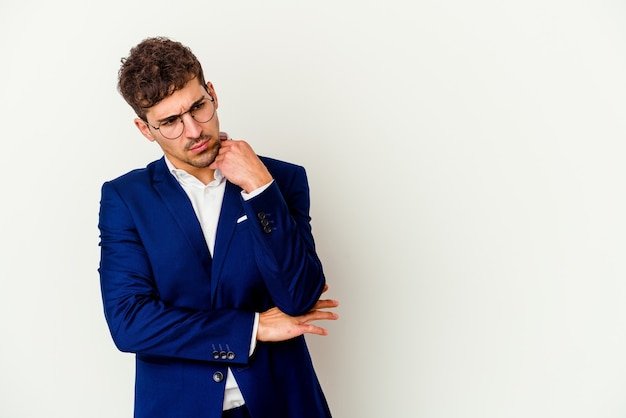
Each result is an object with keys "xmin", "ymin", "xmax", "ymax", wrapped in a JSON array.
[
  {"xmin": 257, "ymin": 287, "xmax": 339, "ymax": 342},
  {"xmin": 209, "ymin": 135, "xmax": 273, "ymax": 193}
]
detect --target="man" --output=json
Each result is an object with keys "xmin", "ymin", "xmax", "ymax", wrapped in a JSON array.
[{"xmin": 98, "ymin": 37, "xmax": 338, "ymax": 418}]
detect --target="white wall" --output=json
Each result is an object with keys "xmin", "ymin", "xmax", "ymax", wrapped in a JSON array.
[{"xmin": 2, "ymin": 1, "xmax": 626, "ymax": 417}]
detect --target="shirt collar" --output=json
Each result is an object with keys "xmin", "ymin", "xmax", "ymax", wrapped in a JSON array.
[{"xmin": 164, "ymin": 156, "xmax": 225, "ymax": 188}]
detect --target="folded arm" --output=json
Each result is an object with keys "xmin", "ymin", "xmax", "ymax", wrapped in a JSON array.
[{"xmin": 99, "ymin": 181, "xmax": 255, "ymax": 363}]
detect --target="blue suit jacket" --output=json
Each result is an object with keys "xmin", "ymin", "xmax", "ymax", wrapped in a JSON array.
[{"xmin": 98, "ymin": 156, "xmax": 331, "ymax": 418}]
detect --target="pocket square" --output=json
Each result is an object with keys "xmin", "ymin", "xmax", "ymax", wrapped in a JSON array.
[{"xmin": 237, "ymin": 215, "xmax": 248, "ymax": 223}]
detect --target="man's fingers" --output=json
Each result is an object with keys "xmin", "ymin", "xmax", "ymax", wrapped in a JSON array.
[
  {"xmin": 300, "ymin": 324, "xmax": 329, "ymax": 336},
  {"xmin": 302, "ymin": 308, "xmax": 339, "ymax": 324},
  {"xmin": 258, "ymin": 298, "xmax": 339, "ymax": 341},
  {"xmin": 313, "ymin": 298, "xmax": 339, "ymax": 310}
]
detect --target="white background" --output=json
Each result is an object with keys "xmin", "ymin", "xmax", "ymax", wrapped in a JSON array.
[{"xmin": 1, "ymin": 1, "xmax": 626, "ymax": 417}]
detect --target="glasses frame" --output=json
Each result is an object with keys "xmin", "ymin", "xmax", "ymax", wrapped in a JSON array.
[{"xmin": 145, "ymin": 96, "xmax": 216, "ymax": 140}]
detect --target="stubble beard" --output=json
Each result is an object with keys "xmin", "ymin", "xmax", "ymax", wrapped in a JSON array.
[{"xmin": 184, "ymin": 135, "xmax": 221, "ymax": 169}]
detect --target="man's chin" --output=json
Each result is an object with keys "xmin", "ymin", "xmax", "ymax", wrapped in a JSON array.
[{"xmin": 190, "ymin": 149, "xmax": 219, "ymax": 169}]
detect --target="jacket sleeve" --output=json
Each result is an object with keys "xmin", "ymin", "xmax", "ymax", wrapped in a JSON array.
[
  {"xmin": 98, "ymin": 180, "xmax": 255, "ymax": 363},
  {"xmin": 241, "ymin": 163, "xmax": 326, "ymax": 316}
]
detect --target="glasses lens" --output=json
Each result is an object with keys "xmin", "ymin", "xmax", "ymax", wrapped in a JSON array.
[
  {"xmin": 159, "ymin": 98, "xmax": 216, "ymax": 139},
  {"xmin": 159, "ymin": 118, "xmax": 184, "ymax": 140},
  {"xmin": 191, "ymin": 99, "xmax": 216, "ymax": 124}
]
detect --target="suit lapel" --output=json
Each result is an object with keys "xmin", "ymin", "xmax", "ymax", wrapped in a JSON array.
[
  {"xmin": 151, "ymin": 158, "xmax": 213, "ymax": 275},
  {"xmin": 210, "ymin": 181, "xmax": 244, "ymax": 305}
]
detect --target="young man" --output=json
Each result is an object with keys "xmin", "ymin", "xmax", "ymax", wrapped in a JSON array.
[{"xmin": 98, "ymin": 37, "xmax": 338, "ymax": 418}]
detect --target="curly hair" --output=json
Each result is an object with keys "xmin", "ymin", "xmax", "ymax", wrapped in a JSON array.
[{"xmin": 118, "ymin": 37, "xmax": 207, "ymax": 120}]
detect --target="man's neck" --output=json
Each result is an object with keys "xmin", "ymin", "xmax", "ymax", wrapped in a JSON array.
[{"xmin": 164, "ymin": 157, "xmax": 216, "ymax": 185}]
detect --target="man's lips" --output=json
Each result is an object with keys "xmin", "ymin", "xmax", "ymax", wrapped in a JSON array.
[{"xmin": 188, "ymin": 139, "xmax": 209, "ymax": 153}]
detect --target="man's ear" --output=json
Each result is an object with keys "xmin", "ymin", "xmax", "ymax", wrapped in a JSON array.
[
  {"xmin": 134, "ymin": 118, "xmax": 156, "ymax": 142},
  {"xmin": 206, "ymin": 81, "xmax": 218, "ymax": 109}
]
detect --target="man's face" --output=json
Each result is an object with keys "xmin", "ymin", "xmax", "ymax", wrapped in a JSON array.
[{"xmin": 135, "ymin": 79, "xmax": 221, "ymax": 178}]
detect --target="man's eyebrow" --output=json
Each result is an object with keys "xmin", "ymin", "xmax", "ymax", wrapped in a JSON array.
[{"xmin": 156, "ymin": 96, "xmax": 208, "ymax": 123}]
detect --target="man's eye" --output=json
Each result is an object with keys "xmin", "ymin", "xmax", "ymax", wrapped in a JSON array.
[
  {"xmin": 192, "ymin": 102, "xmax": 205, "ymax": 111},
  {"xmin": 161, "ymin": 117, "xmax": 179, "ymax": 127}
]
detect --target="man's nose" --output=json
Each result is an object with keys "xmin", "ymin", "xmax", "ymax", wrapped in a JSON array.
[{"xmin": 181, "ymin": 113, "xmax": 202, "ymax": 138}]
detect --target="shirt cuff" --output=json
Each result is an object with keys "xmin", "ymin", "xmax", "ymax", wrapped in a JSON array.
[
  {"xmin": 250, "ymin": 312, "xmax": 259, "ymax": 356},
  {"xmin": 241, "ymin": 180, "xmax": 274, "ymax": 201}
]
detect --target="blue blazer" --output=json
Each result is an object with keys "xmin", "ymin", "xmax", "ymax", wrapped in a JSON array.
[{"xmin": 98, "ymin": 156, "xmax": 332, "ymax": 418}]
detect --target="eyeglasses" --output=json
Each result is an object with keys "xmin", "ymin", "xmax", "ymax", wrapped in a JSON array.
[{"xmin": 146, "ymin": 96, "xmax": 216, "ymax": 140}]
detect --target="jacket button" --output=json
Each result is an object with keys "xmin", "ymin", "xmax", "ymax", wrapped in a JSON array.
[
  {"xmin": 227, "ymin": 351, "xmax": 235, "ymax": 360},
  {"xmin": 213, "ymin": 371, "xmax": 224, "ymax": 383},
  {"xmin": 263, "ymin": 225, "xmax": 272, "ymax": 233},
  {"xmin": 212, "ymin": 351, "xmax": 219, "ymax": 359},
  {"xmin": 220, "ymin": 351, "xmax": 227, "ymax": 359},
  {"xmin": 257, "ymin": 212, "xmax": 266, "ymax": 220}
]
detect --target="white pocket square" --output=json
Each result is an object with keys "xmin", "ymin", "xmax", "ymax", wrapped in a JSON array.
[{"xmin": 237, "ymin": 215, "xmax": 248, "ymax": 223}]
